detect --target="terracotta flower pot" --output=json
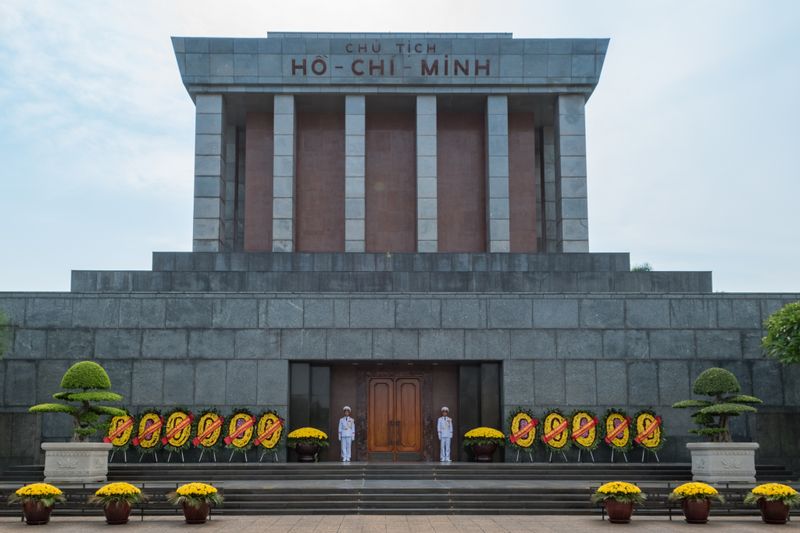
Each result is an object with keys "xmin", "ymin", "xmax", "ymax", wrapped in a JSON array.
[
  {"xmin": 295, "ymin": 442, "xmax": 320, "ymax": 462},
  {"xmin": 22, "ymin": 500, "xmax": 53, "ymax": 525},
  {"xmin": 681, "ymin": 498, "xmax": 711, "ymax": 524},
  {"xmin": 104, "ymin": 501, "xmax": 132, "ymax": 525},
  {"xmin": 182, "ymin": 502, "xmax": 210, "ymax": 524},
  {"xmin": 604, "ymin": 499, "xmax": 634, "ymax": 523},
  {"xmin": 758, "ymin": 498, "xmax": 790, "ymax": 524},
  {"xmin": 470, "ymin": 442, "xmax": 498, "ymax": 462}
]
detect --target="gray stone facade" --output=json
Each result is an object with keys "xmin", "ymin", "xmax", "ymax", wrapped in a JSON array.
[
  {"xmin": 1, "ymin": 32, "xmax": 797, "ymax": 472},
  {"xmin": 2, "ymin": 256, "xmax": 799, "ymax": 467}
]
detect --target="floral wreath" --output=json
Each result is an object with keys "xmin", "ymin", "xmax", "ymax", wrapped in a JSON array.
[
  {"xmin": 540, "ymin": 408, "xmax": 571, "ymax": 451},
  {"xmin": 104, "ymin": 410, "xmax": 135, "ymax": 451},
  {"xmin": 570, "ymin": 409, "xmax": 600, "ymax": 451},
  {"xmin": 603, "ymin": 408, "xmax": 633, "ymax": 453},
  {"xmin": 633, "ymin": 409, "xmax": 665, "ymax": 453},
  {"xmin": 192, "ymin": 408, "xmax": 225, "ymax": 450},
  {"xmin": 132, "ymin": 408, "xmax": 163, "ymax": 454},
  {"xmin": 254, "ymin": 410, "xmax": 285, "ymax": 450},
  {"xmin": 161, "ymin": 407, "xmax": 194, "ymax": 454},
  {"xmin": 507, "ymin": 408, "xmax": 538, "ymax": 451},
  {"xmin": 224, "ymin": 407, "xmax": 256, "ymax": 453}
]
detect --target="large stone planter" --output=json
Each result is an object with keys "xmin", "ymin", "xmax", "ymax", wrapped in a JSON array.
[
  {"xmin": 686, "ymin": 442, "xmax": 758, "ymax": 483},
  {"xmin": 42, "ymin": 442, "xmax": 112, "ymax": 483}
]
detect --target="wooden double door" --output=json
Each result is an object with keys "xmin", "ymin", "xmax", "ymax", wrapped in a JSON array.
[{"xmin": 367, "ymin": 377, "xmax": 422, "ymax": 461}]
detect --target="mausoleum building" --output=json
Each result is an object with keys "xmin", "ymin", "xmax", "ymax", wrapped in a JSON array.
[{"xmin": 0, "ymin": 32, "xmax": 798, "ymax": 466}]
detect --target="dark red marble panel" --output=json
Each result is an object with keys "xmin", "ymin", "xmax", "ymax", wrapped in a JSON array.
[
  {"xmin": 437, "ymin": 112, "xmax": 486, "ymax": 252},
  {"xmin": 296, "ymin": 111, "xmax": 345, "ymax": 252},
  {"xmin": 365, "ymin": 112, "xmax": 416, "ymax": 252},
  {"xmin": 509, "ymin": 112, "xmax": 538, "ymax": 252},
  {"xmin": 243, "ymin": 112, "xmax": 273, "ymax": 252}
]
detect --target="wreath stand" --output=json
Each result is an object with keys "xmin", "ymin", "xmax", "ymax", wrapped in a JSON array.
[
  {"xmin": 197, "ymin": 448, "xmax": 218, "ymax": 462},
  {"xmin": 109, "ymin": 449, "xmax": 128, "ymax": 463},
  {"xmin": 548, "ymin": 450, "xmax": 569, "ymax": 463},
  {"xmin": 229, "ymin": 449, "xmax": 249, "ymax": 462},
  {"xmin": 166, "ymin": 450, "xmax": 186, "ymax": 463},
  {"xmin": 513, "ymin": 448, "xmax": 534, "ymax": 463},
  {"xmin": 641, "ymin": 449, "xmax": 660, "ymax": 463},
  {"xmin": 138, "ymin": 451, "xmax": 158, "ymax": 463},
  {"xmin": 576, "ymin": 449, "xmax": 596, "ymax": 463},
  {"xmin": 610, "ymin": 449, "xmax": 628, "ymax": 463},
  {"xmin": 259, "ymin": 449, "xmax": 280, "ymax": 463}
]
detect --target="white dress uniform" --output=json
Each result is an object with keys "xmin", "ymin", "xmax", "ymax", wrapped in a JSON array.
[
  {"xmin": 338, "ymin": 409, "xmax": 355, "ymax": 462},
  {"xmin": 437, "ymin": 412, "xmax": 453, "ymax": 462}
]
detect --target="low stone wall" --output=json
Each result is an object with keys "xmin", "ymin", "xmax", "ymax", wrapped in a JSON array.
[{"xmin": 1, "ymin": 291, "xmax": 798, "ymax": 467}]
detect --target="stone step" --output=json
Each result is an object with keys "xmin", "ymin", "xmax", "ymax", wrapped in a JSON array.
[
  {"xmin": 151, "ymin": 252, "xmax": 632, "ymax": 274},
  {"xmin": 70, "ymin": 269, "xmax": 712, "ymax": 293}
]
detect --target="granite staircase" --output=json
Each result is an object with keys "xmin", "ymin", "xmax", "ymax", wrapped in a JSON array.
[{"xmin": 1, "ymin": 463, "xmax": 795, "ymax": 516}]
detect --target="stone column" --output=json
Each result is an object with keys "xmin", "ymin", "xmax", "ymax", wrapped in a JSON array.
[
  {"xmin": 416, "ymin": 95, "xmax": 437, "ymax": 252},
  {"xmin": 223, "ymin": 125, "xmax": 237, "ymax": 249},
  {"xmin": 486, "ymin": 96, "xmax": 510, "ymax": 253},
  {"xmin": 193, "ymin": 94, "xmax": 226, "ymax": 252},
  {"xmin": 345, "ymin": 95, "xmax": 366, "ymax": 252},
  {"xmin": 272, "ymin": 95, "xmax": 295, "ymax": 252},
  {"xmin": 555, "ymin": 94, "xmax": 589, "ymax": 252},
  {"xmin": 542, "ymin": 127, "xmax": 558, "ymax": 253}
]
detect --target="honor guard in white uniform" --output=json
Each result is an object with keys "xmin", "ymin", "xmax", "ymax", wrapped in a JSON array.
[
  {"xmin": 437, "ymin": 406, "xmax": 453, "ymax": 462},
  {"xmin": 338, "ymin": 406, "xmax": 355, "ymax": 462}
]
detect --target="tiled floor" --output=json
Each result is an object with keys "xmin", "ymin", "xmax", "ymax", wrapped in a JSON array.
[{"xmin": 0, "ymin": 515, "xmax": 792, "ymax": 532}]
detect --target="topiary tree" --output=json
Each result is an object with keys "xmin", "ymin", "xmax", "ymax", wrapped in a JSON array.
[
  {"xmin": 30, "ymin": 361, "xmax": 126, "ymax": 442},
  {"xmin": 673, "ymin": 367, "xmax": 762, "ymax": 442},
  {"xmin": 762, "ymin": 301, "xmax": 800, "ymax": 365}
]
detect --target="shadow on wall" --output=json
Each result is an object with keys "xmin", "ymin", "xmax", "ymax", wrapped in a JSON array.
[{"xmin": 0, "ymin": 413, "xmax": 42, "ymax": 467}]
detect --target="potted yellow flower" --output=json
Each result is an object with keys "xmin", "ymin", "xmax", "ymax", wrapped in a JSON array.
[
  {"xmin": 463, "ymin": 427, "xmax": 505, "ymax": 462},
  {"xmin": 668, "ymin": 482, "xmax": 723, "ymax": 524},
  {"xmin": 88, "ymin": 482, "xmax": 146, "ymax": 525},
  {"xmin": 286, "ymin": 427, "xmax": 329, "ymax": 462},
  {"xmin": 9, "ymin": 483, "xmax": 66, "ymax": 525},
  {"xmin": 167, "ymin": 482, "xmax": 223, "ymax": 524},
  {"xmin": 590, "ymin": 481, "xmax": 646, "ymax": 523},
  {"xmin": 744, "ymin": 483, "xmax": 800, "ymax": 524}
]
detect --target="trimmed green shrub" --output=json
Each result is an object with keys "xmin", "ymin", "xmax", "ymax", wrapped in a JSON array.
[
  {"xmin": 631, "ymin": 262, "xmax": 653, "ymax": 272},
  {"xmin": 762, "ymin": 301, "xmax": 800, "ymax": 365},
  {"xmin": 30, "ymin": 361, "xmax": 126, "ymax": 442},
  {"xmin": 673, "ymin": 367, "xmax": 762, "ymax": 443}
]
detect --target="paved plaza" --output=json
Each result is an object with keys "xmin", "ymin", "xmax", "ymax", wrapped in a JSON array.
[{"xmin": 0, "ymin": 515, "xmax": 796, "ymax": 532}]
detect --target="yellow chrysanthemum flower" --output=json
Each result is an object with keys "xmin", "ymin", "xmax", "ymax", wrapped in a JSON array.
[
  {"xmin": 95, "ymin": 482, "xmax": 141, "ymax": 497},
  {"xmin": 597, "ymin": 481, "xmax": 642, "ymax": 495},
  {"xmin": 670, "ymin": 482, "xmax": 720, "ymax": 500},
  {"xmin": 287, "ymin": 427, "xmax": 328, "ymax": 440},
  {"xmin": 464, "ymin": 427, "xmax": 504, "ymax": 439},
  {"xmin": 15, "ymin": 483, "xmax": 63, "ymax": 497},
  {"xmin": 176, "ymin": 482, "xmax": 218, "ymax": 497},
  {"xmin": 751, "ymin": 483, "xmax": 798, "ymax": 498}
]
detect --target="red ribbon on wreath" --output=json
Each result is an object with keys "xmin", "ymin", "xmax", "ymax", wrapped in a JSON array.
[
  {"xmin": 634, "ymin": 416, "xmax": 662, "ymax": 444},
  {"xmin": 509, "ymin": 418, "xmax": 538, "ymax": 444},
  {"xmin": 161, "ymin": 413, "xmax": 195, "ymax": 445},
  {"xmin": 103, "ymin": 417, "xmax": 134, "ymax": 444},
  {"xmin": 604, "ymin": 416, "xmax": 631, "ymax": 444},
  {"xmin": 192, "ymin": 416, "xmax": 225, "ymax": 446},
  {"xmin": 253, "ymin": 419, "xmax": 284, "ymax": 446},
  {"xmin": 223, "ymin": 415, "xmax": 255, "ymax": 445},
  {"xmin": 542, "ymin": 419, "xmax": 568, "ymax": 443},
  {"xmin": 132, "ymin": 417, "xmax": 163, "ymax": 446},
  {"xmin": 571, "ymin": 417, "xmax": 599, "ymax": 440}
]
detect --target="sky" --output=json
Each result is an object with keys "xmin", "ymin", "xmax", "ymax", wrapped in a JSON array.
[{"xmin": 0, "ymin": 0, "xmax": 798, "ymax": 293}]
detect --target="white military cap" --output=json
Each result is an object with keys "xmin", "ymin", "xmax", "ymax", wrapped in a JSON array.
[
  {"xmin": 441, "ymin": 406, "xmax": 449, "ymax": 412},
  {"xmin": 343, "ymin": 406, "xmax": 351, "ymax": 411}
]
